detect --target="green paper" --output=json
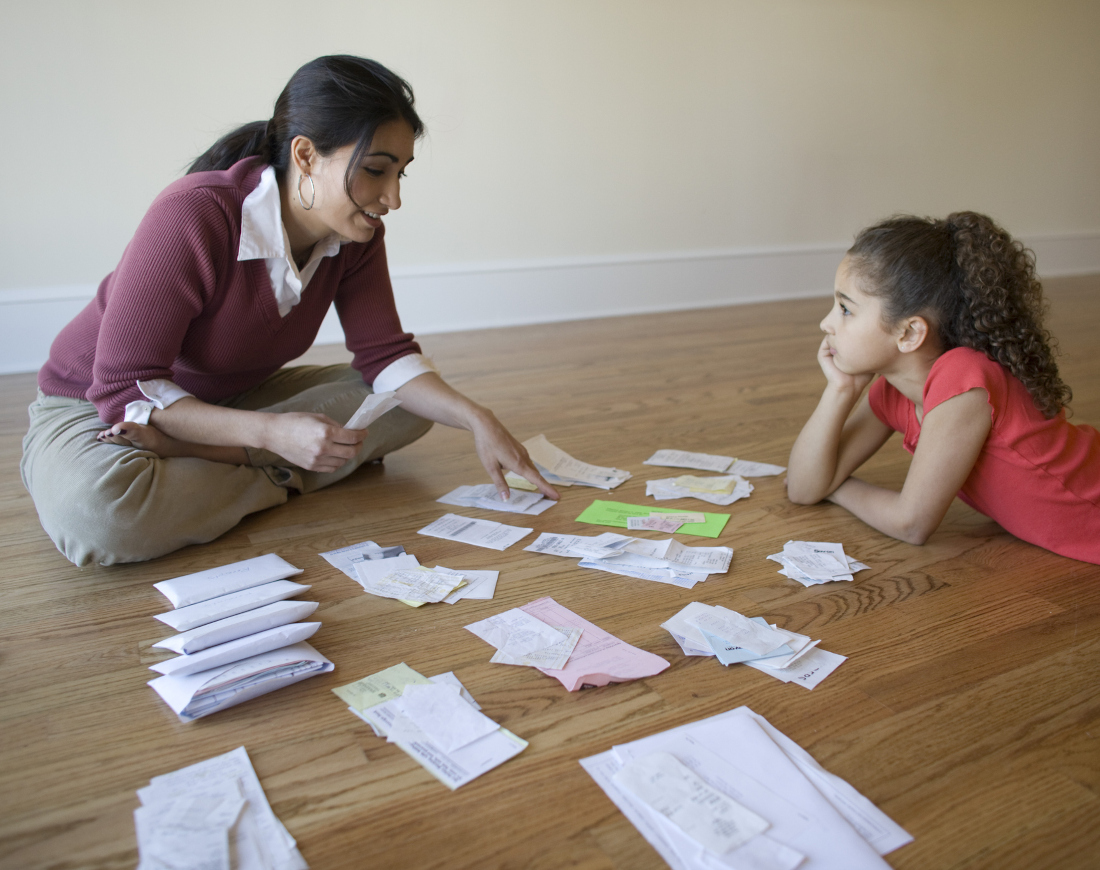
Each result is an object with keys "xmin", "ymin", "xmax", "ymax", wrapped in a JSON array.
[{"xmin": 575, "ymin": 500, "xmax": 730, "ymax": 538}]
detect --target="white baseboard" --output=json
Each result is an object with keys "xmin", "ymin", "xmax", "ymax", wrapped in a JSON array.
[{"xmin": 3, "ymin": 233, "xmax": 1097, "ymax": 375}]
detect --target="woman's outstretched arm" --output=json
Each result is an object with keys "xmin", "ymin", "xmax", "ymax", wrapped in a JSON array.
[{"xmin": 826, "ymin": 388, "xmax": 990, "ymax": 544}]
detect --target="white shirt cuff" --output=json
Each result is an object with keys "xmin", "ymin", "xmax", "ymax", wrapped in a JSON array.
[
  {"xmin": 123, "ymin": 379, "xmax": 194, "ymax": 424},
  {"xmin": 372, "ymin": 353, "xmax": 440, "ymax": 393}
]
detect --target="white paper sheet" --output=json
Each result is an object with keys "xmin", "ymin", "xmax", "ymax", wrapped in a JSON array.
[
  {"xmin": 643, "ymin": 449, "xmax": 735, "ymax": 473},
  {"xmin": 154, "ymin": 600, "xmax": 319, "ymax": 655},
  {"xmin": 344, "ymin": 390, "xmax": 402, "ymax": 430},
  {"xmin": 688, "ymin": 608, "xmax": 791, "ymax": 656},
  {"xmin": 153, "ymin": 580, "xmax": 312, "ymax": 633},
  {"xmin": 319, "ymin": 540, "xmax": 406, "ymax": 580},
  {"xmin": 432, "ymin": 566, "xmax": 499, "ymax": 603},
  {"xmin": 490, "ymin": 626, "xmax": 582, "ymax": 669},
  {"xmin": 647, "ymin": 476, "xmax": 754, "ymax": 506},
  {"xmin": 727, "ymin": 459, "xmax": 786, "ymax": 477},
  {"xmin": 350, "ymin": 553, "xmax": 420, "ymax": 590},
  {"xmin": 356, "ymin": 566, "xmax": 465, "ymax": 603},
  {"xmin": 417, "ymin": 513, "xmax": 532, "ymax": 551},
  {"xmin": 465, "ymin": 608, "xmax": 569, "ymax": 657},
  {"xmin": 398, "ymin": 683, "xmax": 500, "ymax": 752},
  {"xmin": 436, "ymin": 484, "xmax": 553, "ymax": 515},
  {"xmin": 660, "ymin": 602, "xmax": 719, "ymax": 656},
  {"xmin": 524, "ymin": 434, "xmax": 632, "ymax": 489},
  {"xmin": 154, "ymin": 554, "xmax": 304, "ymax": 609},
  {"xmin": 745, "ymin": 647, "xmax": 847, "ymax": 690}
]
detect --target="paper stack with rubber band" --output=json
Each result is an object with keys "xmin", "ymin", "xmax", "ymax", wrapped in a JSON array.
[
  {"xmin": 661, "ymin": 602, "xmax": 846, "ymax": 690},
  {"xmin": 334, "ymin": 663, "xmax": 526, "ymax": 790},
  {"xmin": 148, "ymin": 553, "xmax": 332, "ymax": 722},
  {"xmin": 767, "ymin": 540, "xmax": 870, "ymax": 585}
]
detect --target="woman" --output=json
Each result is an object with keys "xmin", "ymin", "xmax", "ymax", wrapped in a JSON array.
[{"xmin": 22, "ymin": 55, "xmax": 556, "ymax": 567}]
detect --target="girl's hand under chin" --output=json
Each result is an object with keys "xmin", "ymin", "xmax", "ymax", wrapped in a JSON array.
[{"xmin": 817, "ymin": 337, "xmax": 874, "ymax": 395}]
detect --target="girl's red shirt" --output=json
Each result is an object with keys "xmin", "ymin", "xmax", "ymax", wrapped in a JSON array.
[{"xmin": 869, "ymin": 346, "xmax": 1100, "ymax": 564}]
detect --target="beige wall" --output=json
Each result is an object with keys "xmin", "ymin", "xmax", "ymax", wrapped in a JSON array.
[{"xmin": 3, "ymin": 0, "xmax": 1098, "ymax": 288}]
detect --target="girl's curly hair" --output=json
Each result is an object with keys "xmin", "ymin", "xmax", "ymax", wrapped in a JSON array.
[{"xmin": 847, "ymin": 211, "xmax": 1072, "ymax": 419}]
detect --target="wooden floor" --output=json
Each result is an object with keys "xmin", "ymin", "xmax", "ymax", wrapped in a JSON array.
[{"xmin": 1, "ymin": 275, "xmax": 1098, "ymax": 870}]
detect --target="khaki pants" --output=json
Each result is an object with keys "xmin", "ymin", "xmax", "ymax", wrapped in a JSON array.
[{"xmin": 21, "ymin": 365, "xmax": 433, "ymax": 567}]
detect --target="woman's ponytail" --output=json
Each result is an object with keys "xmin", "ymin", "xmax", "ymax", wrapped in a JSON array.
[
  {"xmin": 849, "ymin": 211, "xmax": 1072, "ymax": 419},
  {"xmin": 187, "ymin": 120, "xmax": 271, "ymax": 174}
]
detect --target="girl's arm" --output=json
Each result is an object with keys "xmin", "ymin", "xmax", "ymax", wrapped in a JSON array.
[
  {"xmin": 826, "ymin": 388, "xmax": 991, "ymax": 544},
  {"xmin": 391, "ymin": 372, "xmax": 558, "ymax": 500},
  {"xmin": 787, "ymin": 338, "xmax": 893, "ymax": 504}
]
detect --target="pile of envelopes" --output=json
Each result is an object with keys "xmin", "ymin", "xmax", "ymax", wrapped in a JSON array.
[
  {"xmin": 467, "ymin": 597, "xmax": 669, "ymax": 691},
  {"xmin": 662, "ymin": 602, "xmax": 847, "ymax": 690},
  {"xmin": 525, "ymin": 531, "xmax": 732, "ymax": 589},
  {"xmin": 134, "ymin": 746, "xmax": 307, "ymax": 870},
  {"xmin": 334, "ymin": 663, "xmax": 526, "ymax": 790},
  {"xmin": 148, "ymin": 554, "xmax": 332, "ymax": 722},
  {"xmin": 767, "ymin": 540, "xmax": 869, "ymax": 585},
  {"xmin": 581, "ymin": 706, "xmax": 912, "ymax": 870}
]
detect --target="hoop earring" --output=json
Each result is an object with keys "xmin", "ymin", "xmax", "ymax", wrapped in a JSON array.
[{"xmin": 297, "ymin": 174, "xmax": 316, "ymax": 211}]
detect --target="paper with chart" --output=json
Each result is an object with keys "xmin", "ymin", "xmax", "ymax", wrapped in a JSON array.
[
  {"xmin": 135, "ymin": 746, "xmax": 307, "ymax": 870},
  {"xmin": 437, "ymin": 483, "xmax": 555, "ymax": 515},
  {"xmin": 523, "ymin": 434, "xmax": 632, "ymax": 489},
  {"xmin": 344, "ymin": 390, "xmax": 402, "ymax": 430},
  {"xmin": 418, "ymin": 513, "xmax": 532, "ymax": 550}
]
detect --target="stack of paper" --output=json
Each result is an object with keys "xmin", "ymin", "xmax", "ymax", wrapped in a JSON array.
[
  {"xmin": 334, "ymin": 663, "xmax": 527, "ymax": 790},
  {"xmin": 417, "ymin": 513, "xmax": 532, "ymax": 550},
  {"xmin": 581, "ymin": 706, "xmax": 912, "ymax": 870},
  {"xmin": 326, "ymin": 541, "xmax": 498, "ymax": 606},
  {"xmin": 767, "ymin": 541, "xmax": 870, "ymax": 586},
  {"xmin": 526, "ymin": 532, "xmax": 732, "ymax": 589},
  {"xmin": 662, "ymin": 602, "xmax": 846, "ymax": 690},
  {"xmin": 467, "ymin": 597, "xmax": 669, "ymax": 690},
  {"xmin": 148, "ymin": 554, "xmax": 333, "ymax": 722},
  {"xmin": 646, "ymin": 474, "xmax": 754, "ymax": 506},
  {"xmin": 134, "ymin": 746, "xmax": 307, "ymax": 870},
  {"xmin": 437, "ymin": 483, "xmax": 555, "ymax": 516},
  {"xmin": 644, "ymin": 449, "xmax": 787, "ymax": 478},
  {"xmin": 522, "ymin": 434, "xmax": 632, "ymax": 489}
]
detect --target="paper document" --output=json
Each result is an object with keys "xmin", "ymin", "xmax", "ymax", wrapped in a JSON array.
[
  {"xmin": 523, "ymin": 434, "xmax": 632, "ymax": 489},
  {"xmin": 418, "ymin": 513, "xmax": 532, "ymax": 551},
  {"xmin": 148, "ymin": 642, "xmax": 333, "ymax": 723},
  {"xmin": 153, "ymin": 580, "xmax": 312, "ymax": 633},
  {"xmin": 580, "ymin": 706, "xmax": 911, "ymax": 870},
  {"xmin": 135, "ymin": 746, "xmax": 307, "ymax": 870},
  {"xmin": 767, "ymin": 541, "xmax": 869, "ymax": 586},
  {"xmin": 150, "ymin": 622, "xmax": 321, "ymax": 677},
  {"xmin": 643, "ymin": 449, "xmax": 735, "ymax": 473},
  {"xmin": 356, "ymin": 565, "xmax": 465, "ymax": 603},
  {"xmin": 319, "ymin": 540, "xmax": 406, "ymax": 580},
  {"xmin": 432, "ymin": 565, "xmax": 499, "ymax": 603},
  {"xmin": 520, "ymin": 597, "xmax": 670, "ymax": 691},
  {"xmin": 397, "ymin": 683, "xmax": 500, "ymax": 752},
  {"xmin": 728, "ymin": 459, "xmax": 786, "ymax": 477},
  {"xmin": 626, "ymin": 515, "xmax": 686, "ymax": 533},
  {"xmin": 344, "ymin": 390, "xmax": 402, "ymax": 430},
  {"xmin": 332, "ymin": 662, "xmax": 432, "ymax": 713},
  {"xmin": 466, "ymin": 608, "xmax": 572, "ymax": 659},
  {"xmin": 647, "ymin": 475, "xmax": 754, "ymax": 506},
  {"xmin": 576, "ymin": 500, "xmax": 730, "ymax": 538},
  {"xmin": 154, "ymin": 553, "xmax": 304, "ymax": 609},
  {"xmin": 154, "ymin": 600, "xmax": 319, "ymax": 655},
  {"xmin": 437, "ymin": 484, "xmax": 554, "ymax": 515},
  {"xmin": 351, "ymin": 553, "xmax": 420, "ymax": 589}
]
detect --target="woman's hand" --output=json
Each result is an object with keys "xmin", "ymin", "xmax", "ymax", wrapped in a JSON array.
[
  {"xmin": 817, "ymin": 337, "xmax": 874, "ymax": 396},
  {"xmin": 470, "ymin": 411, "xmax": 559, "ymax": 500},
  {"xmin": 262, "ymin": 412, "xmax": 369, "ymax": 473}
]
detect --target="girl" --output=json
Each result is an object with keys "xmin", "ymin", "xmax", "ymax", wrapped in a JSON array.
[
  {"xmin": 22, "ymin": 55, "xmax": 556, "ymax": 567},
  {"xmin": 787, "ymin": 211, "xmax": 1099, "ymax": 564}
]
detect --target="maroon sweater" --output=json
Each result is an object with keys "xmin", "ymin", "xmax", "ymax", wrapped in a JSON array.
[{"xmin": 39, "ymin": 157, "xmax": 420, "ymax": 424}]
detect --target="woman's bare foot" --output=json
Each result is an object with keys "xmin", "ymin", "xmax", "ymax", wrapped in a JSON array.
[{"xmin": 96, "ymin": 422, "xmax": 187, "ymax": 457}]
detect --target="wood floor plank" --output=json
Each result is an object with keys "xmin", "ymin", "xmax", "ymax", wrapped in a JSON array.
[{"xmin": 1, "ymin": 275, "xmax": 1097, "ymax": 869}]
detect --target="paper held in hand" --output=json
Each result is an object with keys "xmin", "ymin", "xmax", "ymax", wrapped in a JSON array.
[{"xmin": 345, "ymin": 390, "xmax": 402, "ymax": 430}]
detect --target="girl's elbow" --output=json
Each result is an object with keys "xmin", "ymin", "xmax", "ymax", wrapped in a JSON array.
[{"xmin": 897, "ymin": 518, "xmax": 936, "ymax": 546}]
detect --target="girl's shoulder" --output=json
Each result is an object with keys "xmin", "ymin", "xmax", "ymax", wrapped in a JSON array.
[{"xmin": 925, "ymin": 347, "xmax": 1031, "ymax": 426}]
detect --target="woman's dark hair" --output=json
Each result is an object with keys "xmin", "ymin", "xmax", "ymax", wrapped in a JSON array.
[
  {"xmin": 847, "ymin": 211, "xmax": 1071, "ymax": 418},
  {"xmin": 188, "ymin": 55, "xmax": 423, "ymax": 200}
]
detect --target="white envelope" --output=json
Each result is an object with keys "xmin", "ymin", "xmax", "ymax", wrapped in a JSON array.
[
  {"xmin": 153, "ymin": 600, "xmax": 319, "ymax": 654},
  {"xmin": 150, "ymin": 622, "xmax": 320, "ymax": 677},
  {"xmin": 153, "ymin": 580, "xmax": 311, "ymax": 632},
  {"xmin": 153, "ymin": 554, "xmax": 303, "ymax": 608}
]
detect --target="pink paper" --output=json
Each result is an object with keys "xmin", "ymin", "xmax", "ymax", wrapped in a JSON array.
[{"xmin": 519, "ymin": 596, "xmax": 670, "ymax": 691}]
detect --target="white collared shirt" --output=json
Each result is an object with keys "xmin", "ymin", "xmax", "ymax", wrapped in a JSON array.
[{"xmin": 124, "ymin": 166, "xmax": 437, "ymax": 424}]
